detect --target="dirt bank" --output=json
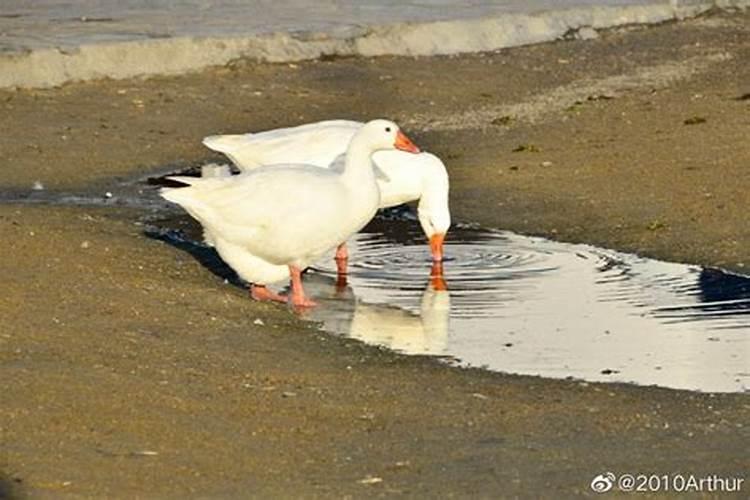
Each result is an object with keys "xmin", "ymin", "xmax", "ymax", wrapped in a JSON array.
[{"xmin": 1, "ymin": 11, "xmax": 748, "ymax": 498}]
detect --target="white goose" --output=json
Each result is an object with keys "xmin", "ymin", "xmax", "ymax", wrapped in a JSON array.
[
  {"xmin": 161, "ymin": 119, "xmax": 420, "ymax": 307},
  {"xmin": 203, "ymin": 120, "xmax": 451, "ymax": 262}
]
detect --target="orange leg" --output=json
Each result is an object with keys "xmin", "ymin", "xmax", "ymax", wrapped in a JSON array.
[
  {"xmin": 335, "ymin": 242, "xmax": 348, "ymax": 270},
  {"xmin": 250, "ymin": 284, "xmax": 287, "ymax": 303},
  {"xmin": 288, "ymin": 265, "xmax": 317, "ymax": 308},
  {"xmin": 334, "ymin": 242, "xmax": 348, "ymax": 287},
  {"xmin": 335, "ymin": 242, "xmax": 349, "ymax": 261},
  {"xmin": 336, "ymin": 273, "xmax": 348, "ymax": 291}
]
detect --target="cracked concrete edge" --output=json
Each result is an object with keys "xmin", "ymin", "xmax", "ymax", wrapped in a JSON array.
[{"xmin": 0, "ymin": 0, "xmax": 747, "ymax": 90}]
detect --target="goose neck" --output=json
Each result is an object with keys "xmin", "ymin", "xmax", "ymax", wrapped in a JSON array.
[{"xmin": 342, "ymin": 140, "xmax": 377, "ymax": 182}]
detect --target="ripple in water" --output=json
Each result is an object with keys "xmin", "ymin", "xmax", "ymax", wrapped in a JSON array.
[{"xmin": 304, "ymin": 218, "xmax": 750, "ymax": 393}]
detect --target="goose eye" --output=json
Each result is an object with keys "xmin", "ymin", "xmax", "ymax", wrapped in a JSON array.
[{"xmin": 385, "ymin": 127, "xmax": 391, "ymax": 132}]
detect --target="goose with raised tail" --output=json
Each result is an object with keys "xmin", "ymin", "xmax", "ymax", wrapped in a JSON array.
[
  {"xmin": 203, "ymin": 120, "xmax": 451, "ymax": 262},
  {"xmin": 161, "ymin": 119, "xmax": 420, "ymax": 307}
]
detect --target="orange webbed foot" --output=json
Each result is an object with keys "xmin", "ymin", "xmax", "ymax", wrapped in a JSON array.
[{"xmin": 250, "ymin": 285, "xmax": 287, "ymax": 303}]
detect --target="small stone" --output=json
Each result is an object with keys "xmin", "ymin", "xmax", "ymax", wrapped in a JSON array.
[
  {"xmin": 541, "ymin": 161, "xmax": 553, "ymax": 167},
  {"xmin": 646, "ymin": 220, "xmax": 666, "ymax": 231},
  {"xmin": 491, "ymin": 115, "xmax": 513, "ymax": 126},
  {"xmin": 104, "ymin": 192, "xmax": 113, "ymax": 199},
  {"xmin": 512, "ymin": 144, "xmax": 540, "ymax": 153},
  {"xmin": 80, "ymin": 240, "xmax": 90, "ymax": 249},
  {"xmin": 32, "ymin": 181, "xmax": 44, "ymax": 191},
  {"xmin": 358, "ymin": 476, "xmax": 383, "ymax": 485},
  {"xmin": 253, "ymin": 318, "xmax": 265, "ymax": 326},
  {"xmin": 683, "ymin": 116, "xmax": 707, "ymax": 125},
  {"xmin": 576, "ymin": 26, "xmax": 598, "ymax": 40}
]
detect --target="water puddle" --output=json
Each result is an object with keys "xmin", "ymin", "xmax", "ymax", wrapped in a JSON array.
[
  {"xmin": 7, "ymin": 180, "xmax": 749, "ymax": 394},
  {"xmin": 296, "ymin": 219, "xmax": 749, "ymax": 394}
]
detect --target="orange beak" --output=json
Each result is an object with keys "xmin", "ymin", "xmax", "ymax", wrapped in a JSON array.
[
  {"xmin": 394, "ymin": 130, "xmax": 420, "ymax": 153},
  {"xmin": 429, "ymin": 233, "xmax": 445, "ymax": 262},
  {"xmin": 430, "ymin": 261, "xmax": 447, "ymax": 291}
]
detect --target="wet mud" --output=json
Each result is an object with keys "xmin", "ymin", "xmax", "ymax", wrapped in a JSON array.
[{"xmin": 1, "ymin": 11, "xmax": 749, "ymax": 498}]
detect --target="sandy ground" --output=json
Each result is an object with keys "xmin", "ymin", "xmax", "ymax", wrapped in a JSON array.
[{"xmin": 1, "ymin": 11, "xmax": 749, "ymax": 499}]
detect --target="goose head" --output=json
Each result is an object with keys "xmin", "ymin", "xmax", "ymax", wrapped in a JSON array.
[
  {"xmin": 348, "ymin": 119, "xmax": 420, "ymax": 157},
  {"xmin": 416, "ymin": 153, "xmax": 451, "ymax": 262}
]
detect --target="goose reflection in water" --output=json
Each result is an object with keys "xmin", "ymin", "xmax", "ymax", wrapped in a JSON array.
[{"xmin": 302, "ymin": 263, "xmax": 451, "ymax": 355}]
